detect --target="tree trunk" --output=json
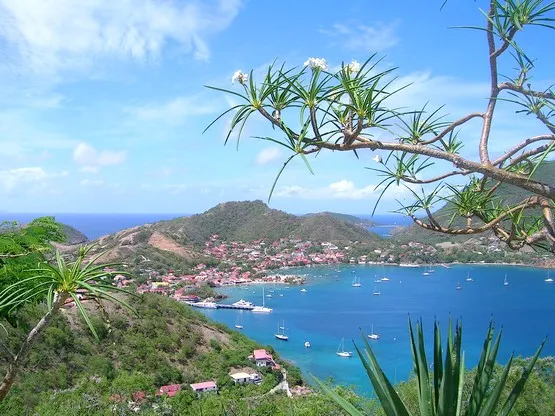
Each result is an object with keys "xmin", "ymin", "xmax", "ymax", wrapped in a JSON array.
[{"xmin": 0, "ymin": 292, "xmax": 69, "ymax": 401}]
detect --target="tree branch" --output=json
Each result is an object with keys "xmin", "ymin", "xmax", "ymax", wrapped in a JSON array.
[
  {"xmin": 492, "ymin": 135, "xmax": 555, "ymax": 166},
  {"xmin": 409, "ymin": 197, "xmax": 543, "ymax": 235},
  {"xmin": 0, "ymin": 340, "xmax": 14, "ymax": 362},
  {"xmin": 311, "ymin": 140, "xmax": 555, "ymax": 199},
  {"xmin": 401, "ymin": 170, "xmax": 468, "ymax": 185},
  {"xmin": 420, "ymin": 112, "xmax": 483, "ymax": 146},
  {"xmin": 499, "ymin": 82, "xmax": 555, "ymax": 100}
]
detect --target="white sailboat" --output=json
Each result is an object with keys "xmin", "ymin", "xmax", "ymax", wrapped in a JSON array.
[
  {"xmin": 466, "ymin": 273, "xmax": 473, "ymax": 282},
  {"xmin": 274, "ymin": 321, "xmax": 288, "ymax": 341},
  {"xmin": 545, "ymin": 272, "xmax": 553, "ymax": 282},
  {"xmin": 304, "ymin": 341, "xmax": 311, "ymax": 348},
  {"xmin": 368, "ymin": 325, "xmax": 380, "ymax": 340},
  {"xmin": 336, "ymin": 338, "xmax": 353, "ymax": 357},
  {"xmin": 373, "ymin": 287, "xmax": 381, "ymax": 296},
  {"xmin": 235, "ymin": 316, "xmax": 243, "ymax": 329},
  {"xmin": 352, "ymin": 275, "xmax": 362, "ymax": 287},
  {"xmin": 252, "ymin": 287, "xmax": 273, "ymax": 313},
  {"xmin": 456, "ymin": 281, "xmax": 462, "ymax": 290},
  {"xmin": 504, "ymin": 275, "xmax": 509, "ymax": 286}
]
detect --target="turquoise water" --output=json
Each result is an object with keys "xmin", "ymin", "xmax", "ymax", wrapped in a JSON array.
[{"xmin": 197, "ymin": 264, "xmax": 555, "ymax": 396}]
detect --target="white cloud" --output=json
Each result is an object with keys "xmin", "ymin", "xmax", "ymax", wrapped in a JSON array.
[
  {"xmin": 0, "ymin": 0, "xmax": 243, "ymax": 76},
  {"xmin": 275, "ymin": 179, "xmax": 414, "ymax": 202},
  {"xmin": 73, "ymin": 142, "xmax": 126, "ymax": 170},
  {"xmin": 127, "ymin": 95, "xmax": 220, "ymax": 124},
  {"xmin": 0, "ymin": 166, "xmax": 67, "ymax": 191},
  {"xmin": 321, "ymin": 21, "xmax": 399, "ymax": 52},
  {"xmin": 255, "ymin": 147, "xmax": 283, "ymax": 165}
]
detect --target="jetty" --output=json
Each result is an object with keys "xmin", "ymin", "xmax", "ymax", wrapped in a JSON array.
[{"xmin": 216, "ymin": 303, "xmax": 254, "ymax": 310}]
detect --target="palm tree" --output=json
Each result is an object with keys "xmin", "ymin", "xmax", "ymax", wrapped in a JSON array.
[
  {"xmin": 0, "ymin": 245, "xmax": 135, "ymax": 401},
  {"xmin": 315, "ymin": 318, "xmax": 544, "ymax": 415}
]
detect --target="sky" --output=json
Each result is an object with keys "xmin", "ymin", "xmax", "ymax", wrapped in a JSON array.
[{"xmin": 0, "ymin": 0, "xmax": 553, "ymax": 216}]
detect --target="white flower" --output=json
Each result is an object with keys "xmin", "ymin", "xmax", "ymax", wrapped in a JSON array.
[
  {"xmin": 303, "ymin": 57, "xmax": 328, "ymax": 71},
  {"xmin": 231, "ymin": 70, "xmax": 248, "ymax": 85},
  {"xmin": 372, "ymin": 154, "xmax": 383, "ymax": 163},
  {"xmin": 346, "ymin": 60, "xmax": 361, "ymax": 74}
]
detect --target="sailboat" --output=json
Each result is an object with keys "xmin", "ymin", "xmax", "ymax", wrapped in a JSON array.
[
  {"xmin": 352, "ymin": 275, "xmax": 362, "ymax": 287},
  {"xmin": 504, "ymin": 275, "xmax": 509, "ymax": 286},
  {"xmin": 252, "ymin": 287, "xmax": 273, "ymax": 313},
  {"xmin": 545, "ymin": 272, "xmax": 553, "ymax": 283},
  {"xmin": 336, "ymin": 338, "xmax": 353, "ymax": 357},
  {"xmin": 422, "ymin": 264, "xmax": 434, "ymax": 276},
  {"xmin": 274, "ymin": 321, "xmax": 288, "ymax": 341},
  {"xmin": 368, "ymin": 325, "xmax": 380, "ymax": 340},
  {"xmin": 456, "ymin": 281, "xmax": 462, "ymax": 290},
  {"xmin": 373, "ymin": 287, "xmax": 381, "ymax": 296},
  {"xmin": 466, "ymin": 273, "xmax": 473, "ymax": 282},
  {"xmin": 234, "ymin": 316, "xmax": 243, "ymax": 330}
]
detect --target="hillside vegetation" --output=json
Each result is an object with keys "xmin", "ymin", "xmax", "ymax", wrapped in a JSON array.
[{"xmin": 0, "ymin": 294, "xmax": 345, "ymax": 415}]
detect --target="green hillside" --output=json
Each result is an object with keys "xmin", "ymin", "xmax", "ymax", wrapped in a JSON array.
[
  {"xmin": 393, "ymin": 160, "xmax": 555, "ymax": 244},
  {"xmin": 160, "ymin": 200, "xmax": 382, "ymax": 246},
  {"xmin": 0, "ymin": 294, "xmax": 344, "ymax": 415}
]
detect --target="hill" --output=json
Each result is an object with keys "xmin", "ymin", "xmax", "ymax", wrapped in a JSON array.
[
  {"xmin": 62, "ymin": 224, "xmax": 89, "ymax": 244},
  {"xmin": 0, "ymin": 294, "xmax": 343, "ymax": 415},
  {"xmin": 306, "ymin": 211, "xmax": 376, "ymax": 227},
  {"xmin": 392, "ymin": 160, "xmax": 555, "ymax": 244},
  {"xmin": 88, "ymin": 200, "xmax": 384, "ymax": 269}
]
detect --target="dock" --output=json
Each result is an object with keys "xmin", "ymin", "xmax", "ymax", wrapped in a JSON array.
[{"xmin": 216, "ymin": 304, "xmax": 254, "ymax": 310}]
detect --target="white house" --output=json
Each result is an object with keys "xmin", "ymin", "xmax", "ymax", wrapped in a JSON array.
[
  {"xmin": 230, "ymin": 372, "xmax": 262, "ymax": 385},
  {"xmin": 250, "ymin": 349, "xmax": 275, "ymax": 367},
  {"xmin": 190, "ymin": 380, "xmax": 218, "ymax": 396}
]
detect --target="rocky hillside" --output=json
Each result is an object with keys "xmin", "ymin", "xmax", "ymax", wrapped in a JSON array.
[{"xmin": 87, "ymin": 200, "xmax": 383, "ymax": 267}]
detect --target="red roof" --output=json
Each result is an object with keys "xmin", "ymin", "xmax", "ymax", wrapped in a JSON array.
[
  {"xmin": 190, "ymin": 381, "xmax": 217, "ymax": 390},
  {"xmin": 157, "ymin": 384, "xmax": 181, "ymax": 397},
  {"xmin": 253, "ymin": 349, "xmax": 272, "ymax": 361}
]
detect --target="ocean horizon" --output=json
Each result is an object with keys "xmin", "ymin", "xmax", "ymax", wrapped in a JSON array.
[{"xmin": 1, "ymin": 212, "xmax": 409, "ymax": 240}]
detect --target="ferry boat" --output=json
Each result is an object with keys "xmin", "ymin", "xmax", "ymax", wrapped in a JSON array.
[
  {"xmin": 232, "ymin": 299, "xmax": 254, "ymax": 308},
  {"xmin": 191, "ymin": 301, "xmax": 217, "ymax": 309}
]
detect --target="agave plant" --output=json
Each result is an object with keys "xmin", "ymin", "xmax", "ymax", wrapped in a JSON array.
[
  {"xmin": 314, "ymin": 318, "xmax": 544, "ymax": 415},
  {"xmin": 0, "ymin": 244, "xmax": 135, "ymax": 401}
]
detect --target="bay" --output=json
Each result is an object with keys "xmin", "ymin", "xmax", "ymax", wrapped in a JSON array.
[{"xmin": 198, "ymin": 264, "xmax": 555, "ymax": 396}]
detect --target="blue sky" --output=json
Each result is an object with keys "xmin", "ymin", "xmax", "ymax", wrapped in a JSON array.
[{"xmin": 0, "ymin": 0, "xmax": 553, "ymax": 215}]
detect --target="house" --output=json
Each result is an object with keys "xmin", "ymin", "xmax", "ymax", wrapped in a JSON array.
[
  {"xmin": 250, "ymin": 349, "xmax": 275, "ymax": 367},
  {"xmin": 190, "ymin": 381, "xmax": 218, "ymax": 396},
  {"xmin": 157, "ymin": 384, "xmax": 181, "ymax": 398},
  {"xmin": 230, "ymin": 372, "xmax": 262, "ymax": 385}
]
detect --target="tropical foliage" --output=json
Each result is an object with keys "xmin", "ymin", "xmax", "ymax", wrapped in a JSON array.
[
  {"xmin": 0, "ymin": 243, "xmax": 134, "ymax": 401},
  {"xmin": 315, "ymin": 318, "xmax": 545, "ymax": 415},
  {"xmin": 206, "ymin": 0, "xmax": 555, "ymax": 253}
]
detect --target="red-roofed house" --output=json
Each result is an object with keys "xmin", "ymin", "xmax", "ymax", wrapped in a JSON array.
[
  {"xmin": 250, "ymin": 349, "xmax": 275, "ymax": 367},
  {"xmin": 156, "ymin": 384, "xmax": 181, "ymax": 398},
  {"xmin": 190, "ymin": 381, "xmax": 218, "ymax": 396}
]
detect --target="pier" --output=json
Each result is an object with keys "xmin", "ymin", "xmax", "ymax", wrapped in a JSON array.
[{"xmin": 216, "ymin": 304, "xmax": 254, "ymax": 310}]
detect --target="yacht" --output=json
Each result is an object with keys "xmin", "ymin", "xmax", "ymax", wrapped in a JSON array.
[
  {"xmin": 466, "ymin": 273, "xmax": 473, "ymax": 282},
  {"xmin": 274, "ymin": 321, "xmax": 288, "ymax": 341},
  {"xmin": 368, "ymin": 325, "xmax": 380, "ymax": 340},
  {"xmin": 545, "ymin": 272, "xmax": 553, "ymax": 282},
  {"xmin": 191, "ymin": 301, "xmax": 217, "ymax": 309},
  {"xmin": 232, "ymin": 299, "xmax": 254, "ymax": 308},
  {"xmin": 252, "ymin": 287, "xmax": 272, "ymax": 313},
  {"xmin": 336, "ymin": 338, "xmax": 353, "ymax": 357},
  {"xmin": 352, "ymin": 275, "xmax": 362, "ymax": 287}
]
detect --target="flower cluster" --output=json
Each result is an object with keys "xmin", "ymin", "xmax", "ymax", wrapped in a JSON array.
[
  {"xmin": 303, "ymin": 57, "xmax": 328, "ymax": 71},
  {"xmin": 372, "ymin": 154, "xmax": 383, "ymax": 163},
  {"xmin": 231, "ymin": 70, "xmax": 248, "ymax": 85},
  {"xmin": 346, "ymin": 60, "xmax": 361, "ymax": 74}
]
